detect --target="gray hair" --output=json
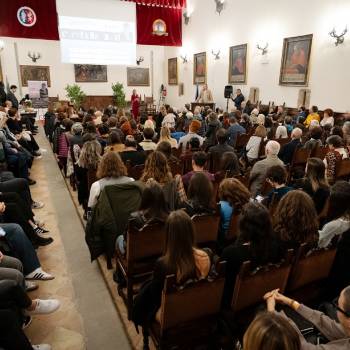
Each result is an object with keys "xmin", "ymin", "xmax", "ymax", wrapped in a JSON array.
[
  {"xmin": 72, "ymin": 122, "xmax": 83, "ymax": 135},
  {"xmin": 265, "ymin": 140, "xmax": 280, "ymax": 155},
  {"xmin": 291, "ymin": 127, "xmax": 303, "ymax": 139}
]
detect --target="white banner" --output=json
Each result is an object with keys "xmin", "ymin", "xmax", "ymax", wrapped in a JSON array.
[{"xmin": 28, "ymin": 80, "xmax": 49, "ymax": 108}]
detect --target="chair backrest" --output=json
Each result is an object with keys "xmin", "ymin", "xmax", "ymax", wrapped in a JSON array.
[
  {"xmin": 171, "ymin": 147, "xmax": 182, "ymax": 159},
  {"xmin": 311, "ymin": 145, "xmax": 329, "ymax": 160},
  {"xmin": 291, "ymin": 148, "xmax": 311, "ymax": 167},
  {"xmin": 287, "ymin": 244, "xmax": 337, "ymax": 292},
  {"xmin": 226, "ymin": 213, "xmax": 240, "ymax": 242},
  {"xmin": 234, "ymin": 134, "xmax": 250, "ymax": 150},
  {"xmin": 159, "ymin": 261, "xmax": 226, "ymax": 330},
  {"xmin": 169, "ymin": 160, "xmax": 183, "ymax": 176},
  {"xmin": 258, "ymin": 138, "xmax": 267, "ymax": 159},
  {"xmin": 128, "ymin": 164, "xmax": 145, "ymax": 180},
  {"xmin": 335, "ymin": 159, "xmax": 350, "ymax": 181},
  {"xmin": 126, "ymin": 222, "xmax": 166, "ymax": 267},
  {"xmin": 209, "ymin": 152, "xmax": 222, "ymax": 173},
  {"xmin": 274, "ymin": 138, "xmax": 291, "ymax": 147},
  {"xmin": 231, "ymin": 252, "xmax": 293, "ymax": 313},
  {"xmin": 192, "ymin": 209, "xmax": 220, "ymax": 246},
  {"xmin": 87, "ymin": 168, "xmax": 97, "ymax": 191}
]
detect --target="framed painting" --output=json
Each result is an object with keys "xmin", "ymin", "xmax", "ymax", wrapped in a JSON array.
[
  {"xmin": 279, "ymin": 34, "xmax": 313, "ymax": 86},
  {"xmin": 20, "ymin": 65, "xmax": 51, "ymax": 87},
  {"xmin": 74, "ymin": 64, "xmax": 107, "ymax": 82},
  {"xmin": 228, "ymin": 44, "xmax": 247, "ymax": 84},
  {"xmin": 0, "ymin": 57, "xmax": 3, "ymax": 83},
  {"xmin": 168, "ymin": 58, "xmax": 178, "ymax": 85},
  {"xmin": 127, "ymin": 67, "xmax": 150, "ymax": 86},
  {"xmin": 193, "ymin": 52, "xmax": 206, "ymax": 84}
]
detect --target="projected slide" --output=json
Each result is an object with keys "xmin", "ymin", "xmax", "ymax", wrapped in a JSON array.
[{"xmin": 59, "ymin": 16, "xmax": 136, "ymax": 65}]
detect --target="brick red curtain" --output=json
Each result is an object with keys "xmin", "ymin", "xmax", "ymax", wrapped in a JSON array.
[
  {"xmin": 136, "ymin": 5, "xmax": 182, "ymax": 46},
  {"xmin": 124, "ymin": 0, "xmax": 186, "ymax": 9},
  {"xmin": 0, "ymin": 0, "xmax": 59, "ymax": 40}
]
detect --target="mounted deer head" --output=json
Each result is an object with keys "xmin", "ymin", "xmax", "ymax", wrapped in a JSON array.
[
  {"xmin": 136, "ymin": 56, "xmax": 144, "ymax": 65},
  {"xmin": 329, "ymin": 27, "xmax": 348, "ymax": 46},
  {"xmin": 214, "ymin": 0, "xmax": 225, "ymax": 15},
  {"xmin": 211, "ymin": 49, "xmax": 221, "ymax": 60},
  {"xmin": 28, "ymin": 51, "xmax": 41, "ymax": 62},
  {"xmin": 180, "ymin": 55, "xmax": 188, "ymax": 63},
  {"xmin": 256, "ymin": 43, "xmax": 268, "ymax": 55}
]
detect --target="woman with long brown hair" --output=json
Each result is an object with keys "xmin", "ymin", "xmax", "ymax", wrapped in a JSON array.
[
  {"xmin": 88, "ymin": 151, "xmax": 134, "ymax": 208},
  {"xmin": 273, "ymin": 190, "xmax": 319, "ymax": 248},
  {"xmin": 245, "ymin": 125, "xmax": 267, "ymax": 162},
  {"xmin": 141, "ymin": 151, "xmax": 187, "ymax": 209}
]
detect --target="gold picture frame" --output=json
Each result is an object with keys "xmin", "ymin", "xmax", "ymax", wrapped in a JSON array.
[
  {"xmin": 279, "ymin": 34, "xmax": 313, "ymax": 86},
  {"xmin": 127, "ymin": 67, "xmax": 150, "ymax": 86},
  {"xmin": 168, "ymin": 57, "xmax": 178, "ymax": 85},
  {"xmin": 228, "ymin": 44, "xmax": 247, "ymax": 84},
  {"xmin": 20, "ymin": 65, "xmax": 51, "ymax": 87},
  {"xmin": 193, "ymin": 52, "xmax": 206, "ymax": 85}
]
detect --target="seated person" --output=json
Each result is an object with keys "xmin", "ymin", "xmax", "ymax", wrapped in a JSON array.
[
  {"xmin": 279, "ymin": 127, "xmax": 302, "ymax": 165},
  {"xmin": 244, "ymin": 312, "xmax": 301, "ymax": 350},
  {"xmin": 220, "ymin": 202, "xmax": 285, "ymax": 308},
  {"xmin": 104, "ymin": 131, "xmax": 125, "ymax": 153},
  {"xmin": 116, "ymin": 183, "xmax": 169, "ymax": 255},
  {"xmin": 303, "ymin": 126, "xmax": 323, "ymax": 151},
  {"xmin": 218, "ymin": 151, "xmax": 241, "ymax": 177},
  {"xmin": 157, "ymin": 126, "xmax": 178, "ymax": 148},
  {"xmin": 182, "ymin": 151, "xmax": 214, "ymax": 187},
  {"xmin": 178, "ymin": 120, "xmax": 204, "ymax": 151},
  {"xmin": 264, "ymin": 287, "xmax": 350, "ymax": 350},
  {"xmin": 208, "ymin": 128, "xmax": 235, "ymax": 154},
  {"xmin": 227, "ymin": 115, "xmax": 246, "ymax": 147},
  {"xmin": 156, "ymin": 141, "xmax": 178, "ymax": 163},
  {"xmin": 120, "ymin": 135, "xmax": 146, "ymax": 167},
  {"xmin": 264, "ymin": 165, "xmax": 293, "ymax": 208},
  {"xmin": 304, "ymin": 105, "xmax": 320, "ymax": 128},
  {"xmin": 183, "ymin": 172, "xmax": 215, "ymax": 216},
  {"xmin": 139, "ymin": 128, "xmax": 157, "ymax": 151},
  {"xmin": 245, "ymin": 125, "xmax": 267, "ymax": 162},
  {"xmin": 319, "ymin": 181, "xmax": 350, "ymax": 248},
  {"xmin": 88, "ymin": 152, "xmax": 134, "ymax": 208},
  {"xmin": 217, "ymin": 178, "xmax": 250, "ymax": 247}
]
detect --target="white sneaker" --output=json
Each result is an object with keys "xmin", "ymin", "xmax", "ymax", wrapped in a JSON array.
[
  {"xmin": 28, "ymin": 299, "xmax": 61, "ymax": 315},
  {"xmin": 32, "ymin": 345, "xmax": 51, "ymax": 350},
  {"xmin": 25, "ymin": 281, "xmax": 38, "ymax": 292},
  {"xmin": 25, "ymin": 267, "xmax": 54, "ymax": 281}
]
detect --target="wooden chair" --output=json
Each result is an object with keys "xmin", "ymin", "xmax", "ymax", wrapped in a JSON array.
[
  {"xmin": 335, "ymin": 159, "xmax": 350, "ymax": 181},
  {"xmin": 209, "ymin": 152, "xmax": 223, "ymax": 173},
  {"xmin": 290, "ymin": 148, "xmax": 311, "ymax": 168},
  {"xmin": 286, "ymin": 243, "xmax": 337, "ymax": 303},
  {"xmin": 225, "ymin": 213, "xmax": 240, "ymax": 244},
  {"xmin": 257, "ymin": 138, "xmax": 267, "ymax": 159},
  {"xmin": 116, "ymin": 222, "xmax": 166, "ymax": 319},
  {"xmin": 234, "ymin": 134, "xmax": 250, "ymax": 152},
  {"xmin": 171, "ymin": 147, "xmax": 182, "ymax": 159},
  {"xmin": 128, "ymin": 164, "xmax": 145, "ymax": 180},
  {"xmin": 87, "ymin": 168, "xmax": 97, "ymax": 192},
  {"xmin": 169, "ymin": 159, "xmax": 183, "ymax": 176},
  {"xmin": 191, "ymin": 209, "xmax": 220, "ymax": 248},
  {"xmin": 274, "ymin": 138, "xmax": 291, "ymax": 147},
  {"xmin": 231, "ymin": 253, "xmax": 293, "ymax": 314},
  {"xmin": 311, "ymin": 145, "xmax": 329, "ymax": 160},
  {"xmin": 148, "ymin": 261, "xmax": 226, "ymax": 350},
  {"xmin": 180, "ymin": 152, "xmax": 193, "ymax": 175}
]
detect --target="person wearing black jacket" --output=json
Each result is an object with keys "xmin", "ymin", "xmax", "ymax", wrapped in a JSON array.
[
  {"xmin": 0, "ymin": 81, "xmax": 6, "ymax": 106},
  {"xmin": 6, "ymin": 85, "xmax": 19, "ymax": 109},
  {"xmin": 279, "ymin": 127, "xmax": 303, "ymax": 164}
]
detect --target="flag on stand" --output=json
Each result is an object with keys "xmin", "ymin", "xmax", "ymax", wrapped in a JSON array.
[{"xmin": 195, "ymin": 84, "xmax": 199, "ymax": 101}]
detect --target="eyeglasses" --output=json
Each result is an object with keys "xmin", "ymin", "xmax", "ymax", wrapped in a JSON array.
[{"xmin": 332, "ymin": 300, "xmax": 350, "ymax": 318}]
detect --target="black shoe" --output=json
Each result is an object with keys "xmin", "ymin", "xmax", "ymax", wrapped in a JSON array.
[
  {"xmin": 28, "ymin": 178, "xmax": 36, "ymax": 186},
  {"xmin": 22, "ymin": 315, "xmax": 32, "ymax": 329},
  {"xmin": 34, "ymin": 236, "xmax": 53, "ymax": 246},
  {"xmin": 34, "ymin": 226, "xmax": 49, "ymax": 234}
]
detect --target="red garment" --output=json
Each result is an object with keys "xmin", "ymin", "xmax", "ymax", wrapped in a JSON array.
[{"xmin": 131, "ymin": 94, "xmax": 140, "ymax": 120}]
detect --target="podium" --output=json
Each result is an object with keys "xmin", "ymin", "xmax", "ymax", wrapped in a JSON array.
[{"xmin": 191, "ymin": 102, "xmax": 215, "ymax": 112}]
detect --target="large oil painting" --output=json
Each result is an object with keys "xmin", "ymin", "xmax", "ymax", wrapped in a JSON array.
[
  {"xmin": 228, "ymin": 44, "xmax": 247, "ymax": 84},
  {"xmin": 193, "ymin": 52, "xmax": 206, "ymax": 84},
  {"xmin": 279, "ymin": 34, "xmax": 313, "ymax": 86},
  {"xmin": 127, "ymin": 67, "xmax": 150, "ymax": 86},
  {"xmin": 74, "ymin": 64, "xmax": 107, "ymax": 82},
  {"xmin": 20, "ymin": 65, "xmax": 51, "ymax": 87}
]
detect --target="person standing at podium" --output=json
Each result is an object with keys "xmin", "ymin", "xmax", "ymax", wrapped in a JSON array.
[{"xmin": 196, "ymin": 84, "xmax": 213, "ymax": 103}]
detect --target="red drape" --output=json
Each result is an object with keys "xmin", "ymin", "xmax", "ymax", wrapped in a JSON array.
[
  {"xmin": 136, "ymin": 5, "xmax": 182, "ymax": 46},
  {"xmin": 0, "ymin": 0, "xmax": 59, "ymax": 40},
  {"xmin": 124, "ymin": 0, "xmax": 186, "ymax": 9}
]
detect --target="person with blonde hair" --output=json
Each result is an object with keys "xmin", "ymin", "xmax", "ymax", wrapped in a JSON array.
[
  {"xmin": 88, "ymin": 152, "xmax": 134, "ymax": 208},
  {"xmin": 244, "ymin": 312, "xmax": 301, "ymax": 350},
  {"xmin": 157, "ymin": 126, "xmax": 178, "ymax": 148},
  {"xmin": 245, "ymin": 125, "xmax": 267, "ymax": 161}
]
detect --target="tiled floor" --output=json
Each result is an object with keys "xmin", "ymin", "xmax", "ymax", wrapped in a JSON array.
[{"xmin": 24, "ymin": 128, "xmax": 131, "ymax": 350}]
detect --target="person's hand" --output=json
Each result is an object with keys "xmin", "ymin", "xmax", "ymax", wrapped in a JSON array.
[
  {"xmin": 264, "ymin": 289, "xmax": 279, "ymax": 312},
  {"xmin": 0, "ymin": 202, "xmax": 6, "ymax": 213},
  {"xmin": 273, "ymin": 291, "xmax": 294, "ymax": 306},
  {"xmin": 0, "ymin": 251, "xmax": 3, "ymax": 262}
]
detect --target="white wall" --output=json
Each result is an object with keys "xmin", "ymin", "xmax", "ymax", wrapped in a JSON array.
[
  {"xmin": 164, "ymin": 0, "xmax": 350, "ymax": 112},
  {"xmin": 0, "ymin": 38, "xmax": 165, "ymax": 101}
]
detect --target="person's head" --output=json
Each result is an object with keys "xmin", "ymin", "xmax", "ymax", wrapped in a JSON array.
[
  {"xmin": 97, "ymin": 123, "xmax": 109, "ymax": 136},
  {"xmin": 157, "ymin": 141, "xmax": 172, "ymax": 159},
  {"xmin": 220, "ymin": 151, "xmax": 240, "ymax": 176},
  {"xmin": 216, "ymin": 128, "xmax": 228, "ymax": 145},
  {"xmin": 291, "ymin": 127, "xmax": 302, "ymax": 140},
  {"xmin": 335, "ymin": 286, "xmax": 350, "ymax": 335},
  {"xmin": 10, "ymin": 85, "xmax": 17, "ymax": 93},
  {"xmin": 7, "ymin": 108, "xmax": 17, "ymax": 119},
  {"xmin": 251, "ymin": 108, "xmax": 259, "ymax": 116},
  {"xmin": 311, "ymin": 105, "xmax": 319, "ymax": 113},
  {"xmin": 132, "ymin": 89, "xmax": 136, "ymax": 95},
  {"xmin": 326, "ymin": 135, "xmax": 344, "ymax": 150},
  {"xmin": 277, "ymin": 105, "xmax": 284, "ymax": 114},
  {"xmin": 125, "ymin": 135, "xmax": 137, "ymax": 148},
  {"xmin": 265, "ymin": 140, "xmax": 280, "ymax": 156},
  {"xmin": 159, "ymin": 126, "xmax": 171, "ymax": 141},
  {"xmin": 323, "ymin": 108, "xmax": 334, "ymax": 119},
  {"xmin": 140, "ymin": 182, "xmax": 169, "ymax": 220},
  {"xmin": 236, "ymin": 88, "xmax": 241, "ymax": 95},
  {"xmin": 266, "ymin": 165, "xmax": 287, "ymax": 187},
  {"xmin": 78, "ymin": 140, "xmax": 102, "ymax": 169},
  {"xmin": 192, "ymin": 151, "xmax": 207, "ymax": 170},
  {"xmin": 331, "ymin": 126, "xmax": 344, "ymax": 138},
  {"xmin": 163, "ymin": 210, "xmax": 197, "ymax": 284},
  {"xmin": 328, "ymin": 181, "xmax": 350, "ymax": 221},
  {"xmin": 63, "ymin": 118, "xmax": 74, "ymax": 132},
  {"xmin": 72, "ymin": 122, "xmax": 83, "ymax": 136},
  {"xmin": 276, "ymin": 125, "xmax": 288, "ymax": 138},
  {"xmin": 229, "ymin": 116, "xmax": 238, "ymax": 125},
  {"xmin": 107, "ymin": 116, "xmax": 118, "ymax": 128},
  {"xmin": 254, "ymin": 125, "xmax": 267, "ymax": 138},
  {"xmin": 187, "ymin": 172, "xmax": 213, "ymax": 209},
  {"xmin": 305, "ymin": 158, "xmax": 328, "ymax": 192},
  {"xmin": 273, "ymin": 190, "xmax": 318, "ymax": 245},
  {"xmin": 141, "ymin": 151, "xmax": 172, "ymax": 184},
  {"xmin": 189, "ymin": 120, "xmax": 201, "ymax": 133},
  {"xmin": 96, "ymin": 151, "xmax": 127, "ymax": 179},
  {"xmin": 203, "ymin": 84, "xmax": 208, "ymax": 91},
  {"xmin": 188, "ymin": 137, "xmax": 200, "ymax": 150},
  {"xmin": 108, "ymin": 131, "xmax": 122, "ymax": 145},
  {"xmin": 194, "ymin": 106, "xmax": 201, "ymax": 116},
  {"xmin": 342, "ymin": 121, "xmax": 350, "ymax": 138},
  {"xmin": 84, "ymin": 121, "xmax": 97, "ymax": 134},
  {"xmin": 310, "ymin": 126, "xmax": 323, "ymax": 140},
  {"xmin": 218, "ymin": 178, "xmax": 251, "ymax": 212},
  {"xmin": 143, "ymin": 127, "xmax": 154, "ymax": 141},
  {"xmin": 257, "ymin": 114, "xmax": 265, "ymax": 126},
  {"xmin": 243, "ymin": 312, "xmax": 301, "ymax": 350}
]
